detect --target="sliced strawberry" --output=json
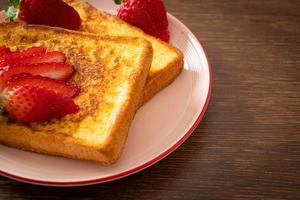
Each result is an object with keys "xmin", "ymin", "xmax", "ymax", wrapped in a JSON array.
[
  {"xmin": 0, "ymin": 47, "xmax": 11, "ymax": 68},
  {"xmin": 6, "ymin": 73, "xmax": 31, "ymax": 83},
  {"xmin": 0, "ymin": 46, "xmax": 10, "ymax": 56},
  {"xmin": 7, "ymin": 75, "xmax": 81, "ymax": 98},
  {"xmin": 3, "ymin": 47, "xmax": 46, "ymax": 60},
  {"xmin": 19, "ymin": 0, "xmax": 81, "ymax": 30},
  {"xmin": 0, "ymin": 62, "xmax": 6, "ymax": 69},
  {"xmin": 2, "ymin": 85, "xmax": 79, "ymax": 122},
  {"xmin": 0, "ymin": 63, "xmax": 75, "ymax": 89},
  {"xmin": 4, "ymin": 51, "xmax": 66, "ymax": 65}
]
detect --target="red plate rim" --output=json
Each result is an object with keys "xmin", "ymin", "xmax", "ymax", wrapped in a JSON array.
[{"xmin": 0, "ymin": 14, "xmax": 213, "ymax": 187}]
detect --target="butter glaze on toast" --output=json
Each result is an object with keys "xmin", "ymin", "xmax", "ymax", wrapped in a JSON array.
[
  {"xmin": 65, "ymin": 0, "xmax": 184, "ymax": 104},
  {"xmin": 0, "ymin": 22, "xmax": 153, "ymax": 164}
]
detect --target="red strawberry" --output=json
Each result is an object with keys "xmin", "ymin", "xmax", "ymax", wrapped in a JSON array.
[
  {"xmin": 2, "ymin": 85, "xmax": 79, "ymax": 122},
  {"xmin": 4, "ymin": 51, "xmax": 66, "ymax": 65},
  {"xmin": 0, "ymin": 46, "xmax": 47, "ymax": 69},
  {"xmin": 0, "ymin": 62, "xmax": 6, "ymax": 69},
  {"xmin": 0, "ymin": 47, "xmax": 11, "ymax": 68},
  {"xmin": 0, "ymin": 46, "xmax": 11, "ymax": 56},
  {"xmin": 3, "ymin": 47, "xmax": 46, "ymax": 60},
  {"xmin": 0, "ymin": 46, "xmax": 80, "ymax": 123},
  {"xmin": 116, "ymin": 0, "xmax": 170, "ymax": 42},
  {"xmin": 6, "ymin": 73, "xmax": 31, "ymax": 83},
  {"xmin": 7, "ymin": 74, "xmax": 81, "ymax": 98},
  {"xmin": 0, "ymin": 63, "xmax": 75, "ymax": 89},
  {"xmin": 19, "ymin": 0, "xmax": 81, "ymax": 30}
]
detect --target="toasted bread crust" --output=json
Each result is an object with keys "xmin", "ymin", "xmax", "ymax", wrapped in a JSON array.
[
  {"xmin": 142, "ymin": 54, "xmax": 184, "ymax": 104},
  {"xmin": 0, "ymin": 22, "xmax": 153, "ymax": 164},
  {"xmin": 65, "ymin": 0, "xmax": 184, "ymax": 104}
]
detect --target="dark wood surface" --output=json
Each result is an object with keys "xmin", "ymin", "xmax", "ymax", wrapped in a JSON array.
[{"xmin": 1, "ymin": 0, "xmax": 299, "ymax": 199}]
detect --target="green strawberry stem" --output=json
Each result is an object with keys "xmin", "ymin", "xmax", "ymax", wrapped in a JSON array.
[
  {"xmin": 114, "ymin": 0, "xmax": 126, "ymax": 5},
  {"xmin": 10, "ymin": 0, "xmax": 20, "ymax": 8},
  {"xmin": 4, "ymin": 6, "xmax": 18, "ymax": 21},
  {"xmin": 4, "ymin": 0, "xmax": 20, "ymax": 22}
]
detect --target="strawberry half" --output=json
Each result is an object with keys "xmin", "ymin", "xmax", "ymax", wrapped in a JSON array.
[
  {"xmin": 2, "ymin": 85, "xmax": 79, "ymax": 122},
  {"xmin": 7, "ymin": 74, "xmax": 81, "ymax": 98},
  {"xmin": 0, "ymin": 63, "xmax": 75, "ymax": 90},
  {"xmin": 116, "ymin": 0, "xmax": 170, "ymax": 42},
  {"xmin": 19, "ymin": 0, "xmax": 81, "ymax": 30},
  {"xmin": 3, "ymin": 51, "xmax": 66, "ymax": 65}
]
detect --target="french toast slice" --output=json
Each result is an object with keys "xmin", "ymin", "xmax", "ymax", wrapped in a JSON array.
[
  {"xmin": 65, "ymin": 0, "xmax": 184, "ymax": 104},
  {"xmin": 0, "ymin": 22, "xmax": 153, "ymax": 164}
]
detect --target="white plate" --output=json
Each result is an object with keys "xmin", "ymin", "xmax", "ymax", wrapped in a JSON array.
[{"xmin": 0, "ymin": 0, "xmax": 212, "ymax": 186}]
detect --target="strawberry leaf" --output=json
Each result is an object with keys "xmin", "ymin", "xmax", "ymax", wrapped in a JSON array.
[
  {"xmin": 10, "ymin": 0, "xmax": 20, "ymax": 8},
  {"xmin": 3, "ymin": 0, "xmax": 19, "ymax": 22},
  {"xmin": 4, "ymin": 5, "xmax": 18, "ymax": 22},
  {"xmin": 114, "ymin": 0, "xmax": 126, "ymax": 5}
]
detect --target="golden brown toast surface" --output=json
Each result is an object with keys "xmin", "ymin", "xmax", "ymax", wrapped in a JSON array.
[
  {"xmin": 65, "ymin": 0, "xmax": 184, "ymax": 104},
  {"xmin": 0, "ymin": 22, "xmax": 153, "ymax": 164}
]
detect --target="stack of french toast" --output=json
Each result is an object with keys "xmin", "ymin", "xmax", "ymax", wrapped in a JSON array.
[{"xmin": 0, "ymin": 0, "xmax": 183, "ymax": 164}]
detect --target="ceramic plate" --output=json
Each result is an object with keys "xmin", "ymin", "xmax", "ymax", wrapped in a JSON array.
[{"xmin": 0, "ymin": 0, "xmax": 212, "ymax": 186}]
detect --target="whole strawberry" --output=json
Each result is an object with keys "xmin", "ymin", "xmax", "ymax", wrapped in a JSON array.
[{"xmin": 115, "ymin": 0, "xmax": 170, "ymax": 42}]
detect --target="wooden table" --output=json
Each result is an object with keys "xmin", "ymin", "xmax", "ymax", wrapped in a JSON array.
[{"xmin": 1, "ymin": 0, "xmax": 299, "ymax": 199}]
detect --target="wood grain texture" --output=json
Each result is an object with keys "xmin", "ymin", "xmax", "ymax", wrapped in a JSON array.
[{"xmin": 1, "ymin": 0, "xmax": 299, "ymax": 199}]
